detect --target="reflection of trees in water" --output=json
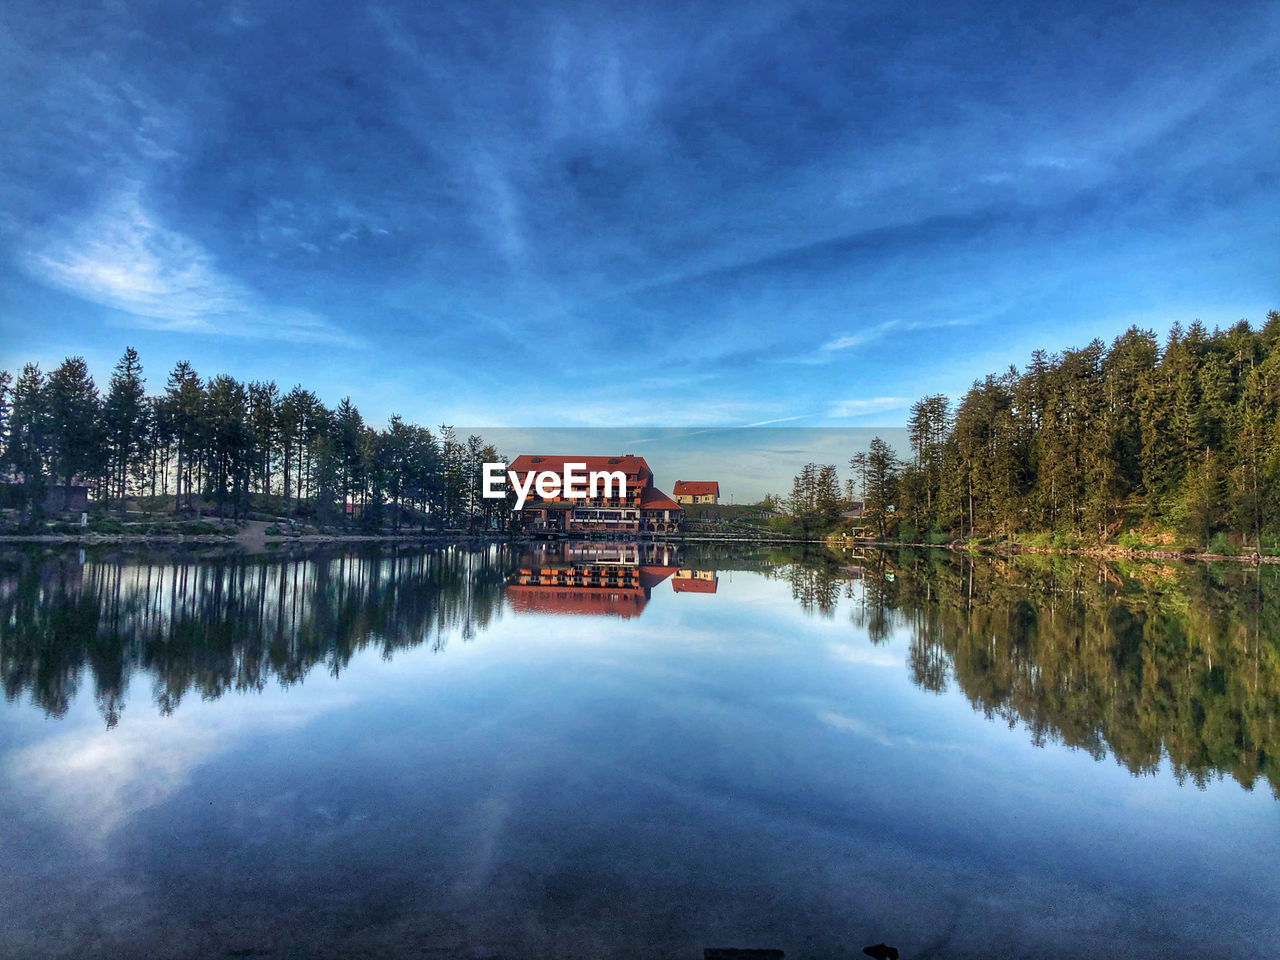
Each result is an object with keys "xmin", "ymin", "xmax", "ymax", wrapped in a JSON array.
[
  {"xmin": 6, "ymin": 543, "xmax": 1280, "ymax": 796},
  {"xmin": 0, "ymin": 546, "xmax": 508, "ymax": 727},
  {"xmin": 835, "ymin": 549, "xmax": 1280, "ymax": 796},
  {"xmin": 772, "ymin": 552, "xmax": 853, "ymax": 618}
]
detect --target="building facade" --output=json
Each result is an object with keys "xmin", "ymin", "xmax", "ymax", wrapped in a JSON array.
[
  {"xmin": 507, "ymin": 454, "xmax": 682, "ymax": 535},
  {"xmin": 672, "ymin": 481, "xmax": 720, "ymax": 505}
]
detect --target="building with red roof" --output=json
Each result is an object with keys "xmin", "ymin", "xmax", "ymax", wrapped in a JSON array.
[
  {"xmin": 672, "ymin": 480, "xmax": 720, "ymax": 505},
  {"xmin": 506, "ymin": 454, "xmax": 681, "ymax": 534}
]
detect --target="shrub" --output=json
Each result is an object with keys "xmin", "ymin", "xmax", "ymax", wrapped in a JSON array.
[
  {"xmin": 1207, "ymin": 532, "xmax": 1236, "ymax": 556},
  {"xmin": 1117, "ymin": 530, "xmax": 1143, "ymax": 550},
  {"xmin": 1051, "ymin": 529, "xmax": 1079, "ymax": 550}
]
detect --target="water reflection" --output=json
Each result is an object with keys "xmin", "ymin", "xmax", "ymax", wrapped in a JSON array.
[
  {"xmin": 4, "ymin": 543, "xmax": 1280, "ymax": 798},
  {"xmin": 774, "ymin": 548, "xmax": 1280, "ymax": 796},
  {"xmin": 0, "ymin": 545, "xmax": 510, "ymax": 727},
  {"xmin": 506, "ymin": 541, "xmax": 681, "ymax": 618}
]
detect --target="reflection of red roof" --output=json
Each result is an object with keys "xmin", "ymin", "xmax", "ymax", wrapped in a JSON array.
[
  {"xmin": 640, "ymin": 486, "xmax": 681, "ymax": 511},
  {"xmin": 506, "ymin": 584, "xmax": 648, "ymax": 618},
  {"xmin": 673, "ymin": 481, "xmax": 719, "ymax": 496},
  {"xmin": 672, "ymin": 577, "xmax": 717, "ymax": 594},
  {"xmin": 508, "ymin": 454, "xmax": 652, "ymax": 480},
  {"xmin": 639, "ymin": 565, "xmax": 677, "ymax": 589}
]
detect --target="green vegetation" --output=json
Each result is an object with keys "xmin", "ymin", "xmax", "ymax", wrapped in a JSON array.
[
  {"xmin": 0, "ymin": 348, "xmax": 512, "ymax": 532},
  {"xmin": 781, "ymin": 311, "xmax": 1280, "ymax": 552}
]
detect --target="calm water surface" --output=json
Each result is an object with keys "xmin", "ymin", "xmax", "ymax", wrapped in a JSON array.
[{"xmin": 1, "ymin": 543, "xmax": 1278, "ymax": 959}]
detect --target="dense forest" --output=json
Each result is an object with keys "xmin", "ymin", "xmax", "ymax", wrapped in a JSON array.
[
  {"xmin": 0, "ymin": 348, "xmax": 509, "ymax": 530},
  {"xmin": 789, "ymin": 311, "xmax": 1280, "ymax": 552}
]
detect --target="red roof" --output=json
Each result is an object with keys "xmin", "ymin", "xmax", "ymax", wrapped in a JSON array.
[
  {"xmin": 639, "ymin": 486, "xmax": 681, "ymax": 511},
  {"xmin": 508, "ymin": 454, "xmax": 652, "ymax": 479},
  {"xmin": 673, "ymin": 481, "xmax": 719, "ymax": 496},
  {"xmin": 638, "ymin": 565, "xmax": 677, "ymax": 589},
  {"xmin": 672, "ymin": 577, "xmax": 717, "ymax": 594}
]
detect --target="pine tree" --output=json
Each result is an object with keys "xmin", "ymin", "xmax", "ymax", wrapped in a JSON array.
[
  {"xmin": 103, "ymin": 347, "xmax": 147, "ymax": 511},
  {"xmin": 8, "ymin": 364, "xmax": 49, "ymax": 512},
  {"xmin": 164, "ymin": 361, "xmax": 204, "ymax": 514},
  {"xmin": 864, "ymin": 437, "xmax": 899, "ymax": 538},
  {"xmin": 44, "ymin": 357, "xmax": 102, "ymax": 510}
]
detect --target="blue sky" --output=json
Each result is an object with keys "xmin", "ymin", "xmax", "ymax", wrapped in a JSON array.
[{"xmin": 0, "ymin": 0, "xmax": 1277, "ymax": 428}]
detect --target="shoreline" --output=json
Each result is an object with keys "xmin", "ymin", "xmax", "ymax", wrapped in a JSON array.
[
  {"xmin": 831, "ymin": 536, "xmax": 1280, "ymax": 565},
  {"xmin": 0, "ymin": 531, "xmax": 828, "ymax": 547},
  {"xmin": 3, "ymin": 530, "xmax": 1274, "ymax": 564}
]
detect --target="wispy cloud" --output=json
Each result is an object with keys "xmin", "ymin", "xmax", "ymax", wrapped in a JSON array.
[
  {"xmin": 0, "ymin": 0, "xmax": 1275, "ymax": 423},
  {"xmin": 817, "ymin": 321, "xmax": 900, "ymax": 353},
  {"xmin": 26, "ymin": 188, "xmax": 355, "ymax": 343},
  {"xmin": 786, "ymin": 316, "xmax": 984, "ymax": 366},
  {"xmin": 825, "ymin": 397, "xmax": 912, "ymax": 419},
  {"xmin": 740, "ymin": 414, "xmax": 810, "ymax": 427}
]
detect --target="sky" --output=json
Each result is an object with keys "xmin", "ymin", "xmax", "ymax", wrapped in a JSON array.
[{"xmin": 0, "ymin": 0, "xmax": 1277, "ymax": 430}]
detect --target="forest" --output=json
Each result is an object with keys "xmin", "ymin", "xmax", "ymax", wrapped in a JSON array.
[
  {"xmin": 0, "ymin": 348, "xmax": 510, "ymax": 530},
  {"xmin": 787, "ymin": 311, "xmax": 1280, "ymax": 552},
  {"xmin": 6, "ymin": 310, "xmax": 1280, "ymax": 547}
]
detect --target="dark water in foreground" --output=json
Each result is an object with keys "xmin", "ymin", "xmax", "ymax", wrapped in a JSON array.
[{"xmin": 1, "ymin": 542, "xmax": 1278, "ymax": 959}]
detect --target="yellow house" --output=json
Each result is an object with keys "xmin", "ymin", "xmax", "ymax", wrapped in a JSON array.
[{"xmin": 673, "ymin": 481, "xmax": 719, "ymax": 505}]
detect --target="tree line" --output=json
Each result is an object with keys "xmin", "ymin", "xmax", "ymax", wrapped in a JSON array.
[
  {"xmin": 789, "ymin": 311, "xmax": 1280, "ymax": 550},
  {"xmin": 0, "ymin": 348, "xmax": 509, "ymax": 530}
]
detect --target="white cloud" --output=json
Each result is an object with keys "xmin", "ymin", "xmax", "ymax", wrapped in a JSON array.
[
  {"xmin": 828, "ymin": 640, "xmax": 901, "ymax": 668},
  {"xmin": 819, "ymin": 320, "xmax": 899, "ymax": 352},
  {"xmin": 26, "ymin": 187, "xmax": 356, "ymax": 344},
  {"xmin": 4, "ymin": 690, "xmax": 354, "ymax": 856},
  {"xmin": 825, "ymin": 396, "xmax": 911, "ymax": 419}
]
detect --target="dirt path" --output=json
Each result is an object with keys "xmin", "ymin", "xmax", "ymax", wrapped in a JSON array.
[{"xmin": 235, "ymin": 520, "xmax": 271, "ymax": 550}]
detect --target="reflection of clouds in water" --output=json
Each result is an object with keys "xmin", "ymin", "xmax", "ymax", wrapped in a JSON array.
[
  {"xmin": 5, "ymin": 691, "xmax": 354, "ymax": 856},
  {"xmin": 828, "ymin": 641, "xmax": 900, "ymax": 667},
  {"xmin": 819, "ymin": 710, "xmax": 965, "ymax": 754},
  {"xmin": 456, "ymin": 795, "xmax": 512, "ymax": 894},
  {"xmin": 819, "ymin": 710, "xmax": 908, "ymax": 748}
]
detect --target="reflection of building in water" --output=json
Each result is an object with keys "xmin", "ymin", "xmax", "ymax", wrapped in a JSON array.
[
  {"xmin": 506, "ymin": 454, "xmax": 682, "ymax": 535},
  {"xmin": 506, "ymin": 541, "xmax": 679, "ymax": 618},
  {"xmin": 672, "ymin": 568, "xmax": 718, "ymax": 593}
]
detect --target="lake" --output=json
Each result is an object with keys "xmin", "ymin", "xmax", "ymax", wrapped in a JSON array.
[{"xmin": 1, "ymin": 542, "xmax": 1278, "ymax": 959}]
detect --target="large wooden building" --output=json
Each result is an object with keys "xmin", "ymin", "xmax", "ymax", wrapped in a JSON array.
[{"xmin": 507, "ymin": 454, "xmax": 682, "ymax": 535}]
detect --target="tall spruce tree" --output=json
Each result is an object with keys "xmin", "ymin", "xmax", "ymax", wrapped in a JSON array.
[
  {"xmin": 104, "ymin": 347, "xmax": 147, "ymax": 511},
  {"xmin": 44, "ymin": 357, "xmax": 102, "ymax": 509}
]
